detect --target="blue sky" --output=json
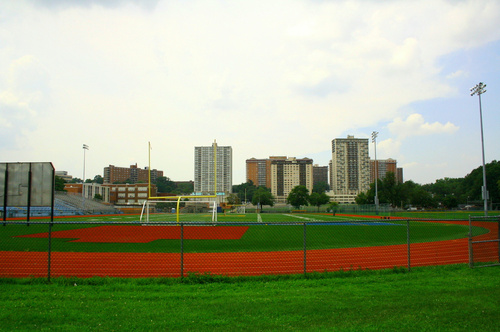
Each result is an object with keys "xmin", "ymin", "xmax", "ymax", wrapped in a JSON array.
[{"xmin": 1, "ymin": 0, "xmax": 499, "ymax": 185}]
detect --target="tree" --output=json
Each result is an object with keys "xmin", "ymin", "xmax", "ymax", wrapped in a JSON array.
[
  {"xmin": 380, "ymin": 172, "xmax": 398, "ymax": 207},
  {"xmin": 155, "ymin": 176, "xmax": 176, "ymax": 193},
  {"xmin": 94, "ymin": 194, "xmax": 103, "ymax": 201},
  {"xmin": 251, "ymin": 187, "xmax": 275, "ymax": 213},
  {"xmin": 226, "ymin": 193, "xmax": 241, "ymax": 205},
  {"xmin": 93, "ymin": 175, "xmax": 104, "ymax": 184},
  {"xmin": 312, "ymin": 181, "xmax": 329, "ymax": 194},
  {"xmin": 55, "ymin": 176, "xmax": 66, "ymax": 191},
  {"xmin": 287, "ymin": 185, "xmax": 310, "ymax": 209},
  {"xmin": 355, "ymin": 191, "xmax": 369, "ymax": 205},
  {"xmin": 400, "ymin": 180, "xmax": 418, "ymax": 208},
  {"xmin": 308, "ymin": 192, "xmax": 330, "ymax": 211},
  {"xmin": 410, "ymin": 187, "xmax": 436, "ymax": 209},
  {"xmin": 176, "ymin": 182, "xmax": 194, "ymax": 194},
  {"xmin": 329, "ymin": 201, "xmax": 339, "ymax": 214},
  {"xmin": 233, "ymin": 180, "xmax": 258, "ymax": 203},
  {"xmin": 442, "ymin": 195, "xmax": 458, "ymax": 209}
]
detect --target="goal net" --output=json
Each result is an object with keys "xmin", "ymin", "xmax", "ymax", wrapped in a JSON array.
[{"xmin": 140, "ymin": 199, "xmax": 218, "ymax": 223}]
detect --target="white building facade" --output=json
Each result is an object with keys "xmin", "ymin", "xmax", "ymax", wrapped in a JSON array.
[
  {"xmin": 330, "ymin": 135, "xmax": 370, "ymax": 203},
  {"xmin": 194, "ymin": 141, "xmax": 232, "ymax": 194},
  {"xmin": 270, "ymin": 157, "xmax": 313, "ymax": 203}
]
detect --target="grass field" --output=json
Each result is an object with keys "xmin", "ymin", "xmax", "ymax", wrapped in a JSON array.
[
  {"xmin": 0, "ymin": 264, "xmax": 498, "ymax": 331},
  {"xmin": 2, "ymin": 212, "xmax": 497, "ymax": 278},
  {"xmin": 0, "ymin": 213, "xmax": 491, "ymax": 253},
  {"xmin": 1, "ymin": 213, "xmax": 498, "ymax": 330}
]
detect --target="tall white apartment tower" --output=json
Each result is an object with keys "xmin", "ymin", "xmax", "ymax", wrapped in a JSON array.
[
  {"xmin": 194, "ymin": 141, "xmax": 233, "ymax": 194},
  {"xmin": 330, "ymin": 135, "xmax": 370, "ymax": 203}
]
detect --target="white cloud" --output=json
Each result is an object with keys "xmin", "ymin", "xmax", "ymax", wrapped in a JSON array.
[
  {"xmin": 446, "ymin": 70, "xmax": 468, "ymax": 79},
  {"xmin": 376, "ymin": 138, "xmax": 402, "ymax": 159},
  {"xmin": 387, "ymin": 114, "xmax": 459, "ymax": 139},
  {"xmin": 1, "ymin": 0, "xmax": 499, "ymax": 184},
  {"xmin": 0, "ymin": 55, "xmax": 49, "ymax": 146}
]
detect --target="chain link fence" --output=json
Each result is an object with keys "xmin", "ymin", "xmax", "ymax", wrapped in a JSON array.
[
  {"xmin": 1, "ymin": 217, "xmax": 499, "ymax": 280},
  {"xmin": 469, "ymin": 216, "xmax": 500, "ymax": 268}
]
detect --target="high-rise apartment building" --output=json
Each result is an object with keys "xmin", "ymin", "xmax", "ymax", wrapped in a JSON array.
[
  {"xmin": 270, "ymin": 157, "xmax": 313, "ymax": 203},
  {"xmin": 313, "ymin": 164, "xmax": 329, "ymax": 187},
  {"xmin": 396, "ymin": 168, "xmax": 404, "ymax": 184},
  {"xmin": 370, "ymin": 159, "xmax": 404, "ymax": 184},
  {"xmin": 245, "ymin": 157, "xmax": 276, "ymax": 188},
  {"xmin": 103, "ymin": 164, "xmax": 163, "ymax": 184},
  {"xmin": 330, "ymin": 135, "xmax": 370, "ymax": 203},
  {"xmin": 194, "ymin": 141, "xmax": 232, "ymax": 194},
  {"xmin": 370, "ymin": 158, "xmax": 396, "ymax": 183}
]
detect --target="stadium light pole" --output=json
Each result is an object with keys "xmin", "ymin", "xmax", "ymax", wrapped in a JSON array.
[
  {"xmin": 82, "ymin": 144, "xmax": 89, "ymax": 212},
  {"xmin": 371, "ymin": 131, "xmax": 379, "ymax": 212},
  {"xmin": 470, "ymin": 82, "xmax": 488, "ymax": 216}
]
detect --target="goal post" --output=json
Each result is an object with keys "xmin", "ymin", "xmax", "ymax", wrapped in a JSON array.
[
  {"xmin": 140, "ymin": 199, "xmax": 218, "ymax": 223},
  {"xmin": 145, "ymin": 141, "xmax": 220, "ymax": 223}
]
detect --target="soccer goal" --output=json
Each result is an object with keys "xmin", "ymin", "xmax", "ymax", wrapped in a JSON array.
[
  {"xmin": 235, "ymin": 205, "xmax": 246, "ymax": 214},
  {"xmin": 140, "ymin": 199, "xmax": 218, "ymax": 223}
]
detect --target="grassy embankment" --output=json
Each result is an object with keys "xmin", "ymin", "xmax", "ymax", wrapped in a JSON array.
[{"xmin": 0, "ymin": 264, "xmax": 498, "ymax": 331}]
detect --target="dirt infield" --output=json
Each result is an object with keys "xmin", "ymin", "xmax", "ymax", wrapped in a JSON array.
[
  {"xmin": 1, "ymin": 220, "xmax": 498, "ymax": 278},
  {"xmin": 17, "ymin": 225, "xmax": 249, "ymax": 243}
]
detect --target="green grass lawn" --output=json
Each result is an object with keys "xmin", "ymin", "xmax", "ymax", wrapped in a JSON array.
[{"xmin": 0, "ymin": 264, "xmax": 498, "ymax": 331}]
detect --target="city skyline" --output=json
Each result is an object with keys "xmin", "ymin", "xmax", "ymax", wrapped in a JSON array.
[{"xmin": 2, "ymin": 0, "xmax": 499, "ymax": 186}]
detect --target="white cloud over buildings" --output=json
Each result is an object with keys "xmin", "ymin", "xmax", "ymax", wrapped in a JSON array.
[
  {"xmin": 1, "ymin": 0, "xmax": 499, "ymax": 185},
  {"xmin": 388, "ymin": 114, "xmax": 459, "ymax": 139}
]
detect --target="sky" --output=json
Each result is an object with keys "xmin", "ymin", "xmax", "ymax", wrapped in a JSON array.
[{"xmin": 1, "ymin": 0, "xmax": 499, "ymax": 186}]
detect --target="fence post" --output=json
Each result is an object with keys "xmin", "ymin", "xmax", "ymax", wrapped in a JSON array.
[
  {"xmin": 180, "ymin": 223, "xmax": 184, "ymax": 278},
  {"xmin": 303, "ymin": 223, "xmax": 307, "ymax": 276},
  {"xmin": 47, "ymin": 222, "xmax": 52, "ymax": 282},
  {"xmin": 407, "ymin": 220, "xmax": 411, "ymax": 272},
  {"xmin": 468, "ymin": 216, "xmax": 473, "ymax": 268}
]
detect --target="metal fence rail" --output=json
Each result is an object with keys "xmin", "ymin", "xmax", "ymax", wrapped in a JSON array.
[
  {"xmin": 1, "ymin": 218, "xmax": 499, "ymax": 281},
  {"xmin": 469, "ymin": 216, "xmax": 500, "ymax": 268}
]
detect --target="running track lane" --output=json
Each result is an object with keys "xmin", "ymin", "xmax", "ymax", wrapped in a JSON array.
[{"xmin": 0, "ymin": 220, "xmax": 497, "ymax": 278}]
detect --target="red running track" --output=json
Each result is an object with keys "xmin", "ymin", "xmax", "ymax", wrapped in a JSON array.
[{"xmin": 1, "ymin": 220, "xmax": 498, "ymax": 278}]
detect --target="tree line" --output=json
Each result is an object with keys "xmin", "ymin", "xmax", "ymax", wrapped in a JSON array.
[
  {"xmin": 356, "ymin": 160, "xmax": 500, "ymax": 209},
  {"xmin": 231, "ymin": 181, "xmax": 334, "ymax": 212}
]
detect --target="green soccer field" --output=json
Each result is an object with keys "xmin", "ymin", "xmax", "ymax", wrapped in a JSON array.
[{"xmin": 0, "ymin": 213, "xmax": 490, "ymax": 253}]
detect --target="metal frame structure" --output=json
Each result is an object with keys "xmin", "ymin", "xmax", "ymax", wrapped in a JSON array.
[{"xmin": 146, "ymin": 141, "xmax": 218, "ymax": 223}]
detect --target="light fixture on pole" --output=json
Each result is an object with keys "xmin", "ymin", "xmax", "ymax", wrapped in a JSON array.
[
  {"xmin": 470, "ymin": 82, "xmax": 488, "ymax": 216},
  {"xmin": 82, "ymin": 144, "xmax": 89, "ymax": 211},
  {"xmin": 371, "ymin": 131, "xmax": 379, "ymax": 211}
]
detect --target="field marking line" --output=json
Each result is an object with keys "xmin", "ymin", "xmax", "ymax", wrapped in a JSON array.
[{"xmin": 282, "ymin": 214, "xmax": 319, "ymax": 221}]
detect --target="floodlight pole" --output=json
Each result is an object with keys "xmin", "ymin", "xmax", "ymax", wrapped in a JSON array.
[
  {"xmin": 372, "ymin": 131, "xmax": 379, "ymax": 212},
  {"xmin": 82, "ymin": 144, "xmax": 89, "ymax": 212},
  {"xmin": 470, "ymin": 82, "xmax": 488, "ymax": 216}
]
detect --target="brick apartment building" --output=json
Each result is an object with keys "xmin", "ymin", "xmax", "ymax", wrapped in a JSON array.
[{"xmin": 103, "ymin": 164, "xmax": 163, "ymax": 184}]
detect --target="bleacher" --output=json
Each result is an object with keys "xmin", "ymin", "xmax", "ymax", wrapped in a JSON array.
[
  {"xmin": 1, "ymin": 193, "xmax": 118, "ymax": 218},
  {"xmin": 55, "ymin": 192, "xmax": 118, "ymax": 215}
]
